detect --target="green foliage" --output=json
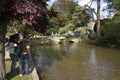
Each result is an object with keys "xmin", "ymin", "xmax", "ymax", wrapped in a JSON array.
[
  {"xmin": 49, "ymin": 1, "xmax": 91, "ymax": 35},
  {"xmin": 88, "ymin": 32, "xmax": 97, "ymax": 40},
  {"xmin": 46, "ymin": 7, "xmax": 60, "ymax": 35},
  {"xmin": 46, "ymin": 17, "xmax": 60, "ymax": 35},
  {"xmin": 72, "ymin": 6, "xmax": 90, "ymax": 27},
  {"xmin": 7, "ymin": 19, "xmax": 25, "ymax": 35},
  {"xmin": 51, "ymin": 0, "xmax": 78, "ymax": 27},
  {"xmin": 95, "ymin": 16, "xmax": 120, "ymax": 47},
  {"xmin": 110, "ymin": 0, "xmax": 120, "ymax": 10},
  {"xmin": 93, "ymin": 0, "xmax": 120, "ymax": 47},
  {"xmin": 52, "ymin": 0, "xmax": 78, "ymax": 14},
  {"xmin": 59, "ymin": 22, "xmax": 75, "ymax": 34},
  {"xmin": 23, "ymin": 27, "xmax": 42, "ymax": 38},
  {"xmin": 6, "ymin": 19, "xmax": 42, "ymax": 37}
]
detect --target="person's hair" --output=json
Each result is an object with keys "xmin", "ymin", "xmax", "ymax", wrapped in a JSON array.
[
  {"xmin": 8, "ymin": 33, "xmax": 19, "ymax": 45},
  {"xmin": 13, "ymin": 33, "xmax": 19, "ymax": 39},
  {"xmin": 8, "ymin": 35, "xmax": 14, "ymax": 45}
]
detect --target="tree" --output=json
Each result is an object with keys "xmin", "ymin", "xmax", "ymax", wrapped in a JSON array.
[
  {"xmin": 95, "ymin": 0, "xmax": 120, "ymax": 37},
  {"xmin": 100, "ymin": 0, "xmax": 120, "ymax": 46},
  {"xmin": 84, "ymin": 0, "xmax": 101, "ymax": 37},
  {"xmin": 72, "ymin": 6, "xmax": 91, "ymax": 27},
  {"xmin": 97, "ymin": 0, "xmax": 101, "ymax": 37},
  {"xmin": 52, "ymin": 0, "xmax": 78, "ymax": 26},
  {"xmin": 52, "ymin": 0, "xmax": 78, "ymax": 14},
  {"xmin": 0, "ymin": 21, "xmax": 7, "ymax": 79},
  {"xmin": 106, "ymin": 0, "xmax": 120, "ymax": 16},
  {"xmin": 94, "ymin": 0, "xmax": 120, "ymax": 46},
  {"xmin": 90, "ymin": 0, "xmax": 119, "ymax": 37},
  {"xmin": 46, "ymin": 7, "xmax": 60, "ymax": 35},
  {"xmin": 12, "ymin": 0, "xmax": 48, "ymax": 33},
  {"xmin": 109, "ymin": 0, "xmax": 120, "ymax": 11},
  {"xmin": 0, "ymin": 0, "xmax": 13, "ymax": 79}
]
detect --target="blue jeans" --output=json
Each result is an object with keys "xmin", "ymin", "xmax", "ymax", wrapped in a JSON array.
[
  {"xmin": 18, "ymin": 54, "xmax": 30, "ymax": 75},
  {"xmin": 10, "ymin": 54, "xmax": 17, "ymax": 74}
]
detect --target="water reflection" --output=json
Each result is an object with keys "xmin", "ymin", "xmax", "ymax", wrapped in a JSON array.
[
  {"xmin": 89, "ymin": 48, "xmax": 97, "ymax": 65},
  {"xmin": 31, "ymin": 42, "xmax": 120, "ymax": 80}
]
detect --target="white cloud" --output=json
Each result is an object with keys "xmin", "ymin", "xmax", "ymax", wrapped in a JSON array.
[
  {"xmin": 47, "ymin": 0, "xmax": 56, "ymax": 6},
  {"xmin": 49, "ymin": 0, "xmax": 56, "ymax": 3},
  {"xmin": 78, "ymin": 0, "xmax": 91, "ymax": 6}
]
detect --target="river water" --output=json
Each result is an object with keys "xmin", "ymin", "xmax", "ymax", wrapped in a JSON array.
[{"xmin": 31, "ymin": 41, "xmax": 120, "ymax": 80}]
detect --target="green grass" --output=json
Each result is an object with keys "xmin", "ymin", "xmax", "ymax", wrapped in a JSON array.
[{"xmin": 5, "ymin": 59, "xmax": 32, "ymax": 80}]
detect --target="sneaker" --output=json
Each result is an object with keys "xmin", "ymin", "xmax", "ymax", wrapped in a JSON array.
[{"xmin": 20, "ymin": 74, "xmax": 23, "ymax": 77}]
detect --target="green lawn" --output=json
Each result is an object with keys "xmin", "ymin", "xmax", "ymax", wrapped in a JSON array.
[{"xmin": 5, "ymin": 59, "xmax": 32, "ymax": 80}]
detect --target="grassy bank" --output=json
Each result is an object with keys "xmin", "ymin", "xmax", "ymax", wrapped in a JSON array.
[{"xmin": 5, "ymin": 59, "xmax": 32, "ymax": 80}]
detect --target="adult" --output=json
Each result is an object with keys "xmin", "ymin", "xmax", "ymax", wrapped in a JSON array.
[
  {"xmin": 17, "ymin": 35, "xmax": 30, "ymax": 76},
  {"xmin": 8, "ymin": 34, "xmax": 19, "ymax": 75}
]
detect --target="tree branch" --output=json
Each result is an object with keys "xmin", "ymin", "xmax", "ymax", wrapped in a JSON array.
[{"xmin": 84, "ymin": 5, "xmax": 97, "ymax": 17}]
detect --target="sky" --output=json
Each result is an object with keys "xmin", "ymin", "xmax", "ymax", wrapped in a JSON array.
[
  {"xmin": 47, "ymin": 0, "xmax": 109, "ymax": 19},
  {"xmin": 47, "ymin": 0, "xmax": 79, "ymax": 6}
]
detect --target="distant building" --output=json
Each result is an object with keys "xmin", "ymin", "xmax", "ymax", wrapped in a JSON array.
[{"xmin": 87, "ymin": 20, "xmax": 95, "ymax": 31}]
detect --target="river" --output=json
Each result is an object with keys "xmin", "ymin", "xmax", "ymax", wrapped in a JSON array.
[{"xmin": 31, "ymin": 41, "xmax": 120, "ymax": 80}]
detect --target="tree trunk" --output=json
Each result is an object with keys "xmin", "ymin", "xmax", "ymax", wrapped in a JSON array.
[
  {"xmin": 97, "ymin": 0, "xmax": 101, "ymax": 37},
  {"xmin": 0, "ymin": 21, "xmax": 7, "ymax": 80}
]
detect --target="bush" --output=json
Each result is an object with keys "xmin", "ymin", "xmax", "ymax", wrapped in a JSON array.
[
  {"xmin": 96, "ymin": 17, "xmax": 120, "ymax": 47},
  {"xmin": 88, "ymin": 33, "xmax": 96, "ymax": 40},
  {"xmin": 59, "ymin": 22, "xmax": 75, "ymax": 34}
]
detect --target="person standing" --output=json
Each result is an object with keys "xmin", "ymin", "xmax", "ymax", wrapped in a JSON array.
[
  {"xmin": 8, "ymin": 35, "xmax": 18, "ymax": 75},
  {"xmin": 17, "ymin": 35, "xmax": 30, "ymax": 76}
]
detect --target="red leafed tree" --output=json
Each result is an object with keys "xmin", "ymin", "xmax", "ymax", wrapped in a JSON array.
[
  {"xmin": 12, "ymin": 0, "xmax": 47, "ymax": 33},
  {"xmin": 0, "ymin": 0, "xmax": 48, "ymax": 79}
]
